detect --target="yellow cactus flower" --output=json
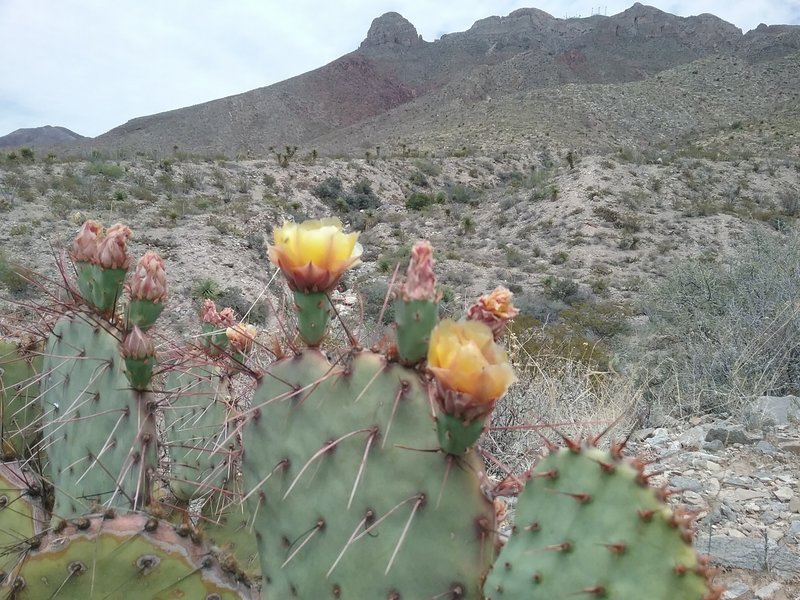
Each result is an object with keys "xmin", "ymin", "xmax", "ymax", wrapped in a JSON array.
[
  {"xmin": 428, "ymin": 319, "xmax": 516, "ymax": 418},
  {"xmin": 268, "ymin": 218, "xmax": 362, "ymax": 292}
]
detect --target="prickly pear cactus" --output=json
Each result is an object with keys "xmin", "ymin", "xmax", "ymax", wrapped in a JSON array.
[
  {"xmin": 483, "ymin": 442, "xmax": 721, "ymax": 599},
  {"xmin": 0, "ymin": 337, "xmax": 43, "ymax": 458},
  {"xmin": 242, "ymin": 350, "xmax": 496, "ymax": 599},
  {"xmin": 4, "ymin": 513, "xmax": 253, "ymax": 599}
]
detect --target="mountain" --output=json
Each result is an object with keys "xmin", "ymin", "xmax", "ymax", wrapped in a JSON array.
[
  {"xmin": 78, "ymin": 3, "xmax": 799, "ymax": 157},
  {"xmin": 0, "ymin": 126, "xmax": 85, "ymax": 149}
]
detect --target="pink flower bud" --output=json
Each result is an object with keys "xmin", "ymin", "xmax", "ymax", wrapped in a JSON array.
[
  {"xmin": 200, "ymin": 299, "xmax": 219, "ymax": 324},
  {"xmin": 467, "ymin": 286, "xmax": 520, "ymax": 339},
  {"xmin": 71, "ymin": 220, "xmax": 103, "ymax": 263},
  {"xmin": 129, "ymin": 251, "xmax": 167, "ymax": 303},
  {"xmin": 121, "ymin": 326, "xmax": 155, "ymax": 359},
  {"xmin": 226, "ymin": 322, "xmax": 257, "ymax": 354},
  {"xmin": 402, "ymin": 240, "xmax": 437, "ymax": 301},
  {"xmin": 217, "ymin": 307, "xmax": 236, "ymax": 328},
  {"xmin": 95, "ymin": 223, "xmax": 131, "ymax": 269}
]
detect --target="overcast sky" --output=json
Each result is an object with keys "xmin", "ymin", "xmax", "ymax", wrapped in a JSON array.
[{"xmin": 1, "ymin": 0, "xmax": 798, "ymax": 138}]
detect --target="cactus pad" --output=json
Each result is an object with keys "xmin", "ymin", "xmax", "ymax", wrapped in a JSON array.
[
  {"xmin": 163, "ymin": 356, "xmax": 235, "ymax": 504},
  {"xmin": 0, "ymin": 338, "xmax": 43, "ymax": 458},
  {"xmin": 0, "ymin": 462, "xmax": 47, "ymax": 579},
  {"xmin": 483, "ymin": 443, "xmax": 718, "ymax": 599},
  {"xmin": 4, "ymin": 513, "xmax": 253, "ymax": 599},
  {"xmin": 242, "ymin": 350, "xmax": 495, "ymax": 599},
  {"xmin": 40, "ymin": 314, "xmax": 157, "ymax": 520}
]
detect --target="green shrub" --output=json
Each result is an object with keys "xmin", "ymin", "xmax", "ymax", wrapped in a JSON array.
[
  {"xmin": 542, "ymin": 275, "xmax": 578, "ymax": 301},
  {"xmin": 405, "ymin": 192, "xmax": 437, "ymax": 211},
  {"xmin": 0, "ymin": 251, "xmax": 35, "ymax": 295}
]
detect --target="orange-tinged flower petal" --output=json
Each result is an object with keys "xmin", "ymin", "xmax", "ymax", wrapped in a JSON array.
[
  {"xmin": 268, "ymin": 218, "xmax": 362, "ymax": 292},
  {"xmin": 467, "ymin": 286, "xmax": 520, "ymax": 339},
  {"xmin": 427, "ymin": 319, "xmax": 516, "ymax": 408}
]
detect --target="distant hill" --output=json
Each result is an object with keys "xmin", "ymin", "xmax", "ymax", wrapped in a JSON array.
[
  {"xmin": 0, "ymin": 125, "xmax": 85, "ymax": 150},
  {"xmin": 73, "ymin": 3, "xmax": 799, "ymax": 157}
]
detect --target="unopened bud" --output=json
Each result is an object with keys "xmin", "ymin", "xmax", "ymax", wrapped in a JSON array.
[
  {"xmin": 71, "ymin": 220, "xmax": 102, "ymax": 263},
  {"xmin": 402, "ymin": 240, "xmax": 437, "ymax": 301},
  {"xmin": 95, "ymin": 223, "xmax": 131, "ymax": 269},
  {"xmin": 122, "ymin": 326, "xmax": 155, "ymax": 359},
  {"xmin": 129, "ymin": 251, "xmax": 167, "ymax": 302}
]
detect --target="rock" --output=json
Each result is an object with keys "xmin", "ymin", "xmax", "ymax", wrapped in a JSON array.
[
  {"xmin": 790, "ymin": 497, "xmax": 800, "ymax": 513},
  {"xmin": 755, "ymin": 440, "xmax": 780, "ymax": 454},
  {"xmin": 721, "ymin": 582, "xmax": 750, "ymax": 599},
  {"xmin": 678, "ymin": 425, "xmax": 709, "ymax": 449},
  {"xmin": 670, "ymin": 475, "xmax": 705, "ymax": 492},
  {"xmin": 703, "ymin": 439, "xmax": 725, "ymax": 451},
  {"xmin": 747, "ymin": 395, "xmax": 800, "ymax": 429},
  {"xmin": 774, "ymin": 486, "xmax": 794, "ymax": 501},
  {"xmin": 646, "ymin": 427, "xmax": 672, "ymax": 446},
  {"xmin": 702, "ymin": 535, "xmax": 800, "ymax": 577},
  {"xmin": 755, "ymin": 581, "xmax": 782, "ymax": 599},
  {"xmin": 360, "ymin": 12, "xmax": 423, "ymax": 48},
  {"xmin": 706, "ymin": 425, "xmax": 762, "ymax": 446},
  {"xmin": 779, "ymin": 441, "xmax": 800, "ymax": 455}
]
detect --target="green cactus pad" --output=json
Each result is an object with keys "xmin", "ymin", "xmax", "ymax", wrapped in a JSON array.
[
  {"xmin": 292, "ymin": 290, "xmax": 330, "ymax": 346},
  {"xmin": 436, "ymin": 411, "xmax": 486, "ymax": 455},
  {"xmin": 75, "ymin": 262, "xmax": 127, "ymax": 314},
  {"xmin": 126, "ymin": 298, "xmax": 165, "ymax": 331},
  {"xmin": 394, "ymin": 298, "xmax": 438, "ymax": 364},
  {"xmin": 242, "ymin": 350, "xmax": 495, "ymax": 599},
  {"xmin": 483, "ymin": 444, "xmax": 716, "ymax": 599},
  {"xmin": 4, "ymin": 513, "xmax": 253, "ymax": 599},
  {"xmin": 0, "ymin": 461, "xmax": 47, "ymax": 578},
  {"xmin": 0, "ymin": 338, "xmax": 43, "ymax": 458},
  {"xmin": 163, "ymin": 357, "xmax": 235, "ymax": 504},
  {"xmin": 201, "ymin": 498, "xmax": 261, "ymax": 581},
  {"xmin": 40, "ymin": 314, "xmax": 158, "ymax": 520}
]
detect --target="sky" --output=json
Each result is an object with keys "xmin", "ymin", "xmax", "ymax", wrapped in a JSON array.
[{"xmin": 1, "ymin": 0, "xmax": 798, "ymax": 138}]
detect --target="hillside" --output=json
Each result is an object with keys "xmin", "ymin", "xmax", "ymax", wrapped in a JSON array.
[
  {"xmin": 0, "ymin": 125, "xmax": 85, "ymax": 149},
  {"xmin": 71, "ymin": 3, "xmax": 798, "ymax": 158}
]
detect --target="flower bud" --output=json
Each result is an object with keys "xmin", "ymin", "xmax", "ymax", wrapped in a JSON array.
[
  {"xmin": 95, "ymin": 223, "xmax": 131, "ymax": 270},
  {"xmin": 121, "ymin": 326, "xmax": 155, "ymax": 360},
  {"xmin": 226, "ymin": 322, "xmax": 257, "ymax": 354},
  {"xmin": 129, "ymin": 251, "xmax": 167, "ymax": 303},
  {"xmin": 71, "ymin": 220, "xmax": 102, "ymax": 263},
  {"xmin": 401, "ymin": 240, "xmax": 438, "ymax": 301},
  {"xmin": 466, "ymin": 286, "xmax": 520, "ymax": 339}
]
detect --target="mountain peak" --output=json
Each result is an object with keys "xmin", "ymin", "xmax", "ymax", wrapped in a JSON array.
[{"xmin": 360, "ymin": 12, "xmax": 422, "ymax": 48}]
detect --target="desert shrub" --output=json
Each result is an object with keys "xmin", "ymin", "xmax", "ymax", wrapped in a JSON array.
[
  {"xmin": 634, "ymin": 228, "xmax": 800, "ymax": 416},
  {"xmin": 542, "ymin": 276, "xmax": 578, "ymax": 301},
  {"xmin": 0, "ymin": 251, "xmax": 35, "ymax": 295},
  {"xmin": 344, "ymin": 180, "xmax": 380, "ymax": 210},
  {"xmin": 408, "ymin": 171, "xmax": 429, "ymax": 187},
  {"xmin": 405, "ymin": 192, "xmax": 437, "ymax": 211},
  {"xmin": 445, "ymin": 183, "xmax": 480, "ymax": 204},
  {"xmin": 85, "ymin": 161, "xmax": 124, "ymax": 179},
  {"xmin": 413, "ymin": 158, "xmax": 441, "ymax": 177}
]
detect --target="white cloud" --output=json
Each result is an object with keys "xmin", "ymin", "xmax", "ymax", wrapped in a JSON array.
[{"xmin": 0, "ymin": 0, "xmax": 797, "ymax": 137}]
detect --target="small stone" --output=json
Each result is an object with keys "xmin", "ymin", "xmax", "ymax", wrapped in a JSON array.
[
  {"xmin": 755, "ymin": 440, "xmax": 779, "ymax": 454},
  {"xmin": 727, "ymin": 529, "xmax": 746, "ymax": 538},
  {"xmin": 683, "ymin": 490, "xmax": 705, "ymax": 505},
  {"xmin": 790, "ymin": 497, "xmax": 800, "ymax": 513},
  {"xmin": 721, "ymin": 582, "xmax": 750, "ymax": 599},
  {"xmin": 755, "ymin": 581, "xmax": 782, "ymax": 599},
  {"xmin": 706, "ymin": 425, "xmax": 762, "ymax": 446},
  {"xmin": 774, "ymin": 486, "xmax": 794, "ymax": 501},
  {"xmin": 670, "ymin": 475, "xmax": 704, "ymax": 492},
  {"xmin": 703, "ymin": 439, "xmax": 724, "ymax": 452}
]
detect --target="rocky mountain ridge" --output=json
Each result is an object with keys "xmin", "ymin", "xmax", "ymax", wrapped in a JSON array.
[{"xmin": 38, "ymin": 3, "xmax": 794, "ymax": 158}]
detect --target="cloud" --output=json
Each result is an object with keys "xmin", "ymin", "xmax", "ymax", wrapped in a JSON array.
[{"xmin": 1, "ymin": 0, "xmax": 797, "ymax": 137}]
